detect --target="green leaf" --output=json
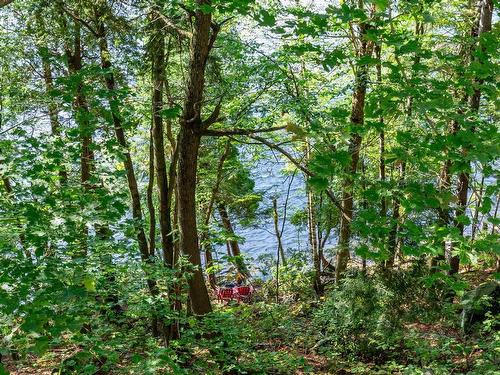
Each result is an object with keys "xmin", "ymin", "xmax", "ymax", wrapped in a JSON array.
[
  {"xmin": 199, "ymin": 4, "xmax": 214, "ymax": 14},
  {"xmin": 480, "ymin": 197, "xmax": 492, "ymax": 214},
  {"xmin": 33, "ymin": 336, "xmax": 50, "ymax": 355},
  {"xmin": 397, "ymin": 40, "xmax": 419, "ymax": 55},
  {"xmin": 358, "ymin": 55, "xmax": 380, "ymax": 66},
  {"xmin": 160, "ymin": 105, "xmax": 182, "ymax": 119},
  {"xmin": 456, "ymin": 215, "xmax": 471, "ymax": 226},
  {"xmin": 257, "ymin": 9, "xmax": 276, "ymax": 27},
  {"xmin": 308, "ymin": 176, "xmax": 329, "ymax": 191}
]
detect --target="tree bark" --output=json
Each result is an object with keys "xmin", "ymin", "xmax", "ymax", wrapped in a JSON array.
[
  {"xmin": 386, "ymin": 161, "xmax": 405, "ymax": 269},
  {"xmin": 450, "ymin": 0, "xmax": 494, "ymax": 275},
  {"xmin": 201, "ymin": 142, "xmax": 231, "ymax": 288},
  {"xmin": 147, "ymin": 126, "xmax": 156, "ymax": 256},
  {"xmin": 272, "ymin": 198, "xmax": 287, "ymax": 267},
  {"xmin": 335, "ymin": 56, "xmax": 370, "ymax": 280},
  {"xmin": 375, "ymin": 44, "xmax": 386, "ymax": 217},
  {"xmin": 218, "ymin": 202, "xmax": 240, "ymax": 257},
  {"xmin": 151, "ymin": 11, "xmax": 175, "ymax": 267},
  {"xmin": 307, "ymin": 191, "xmax": 321, "ymax": 293},
  {"xmin": 178, "ymin": 128, "xmax": 211, "ymax": 314},
  {"xmin": 471, "ymin": 175, "xmax": 485, "ymax": 241},
  {"xmin": 0, "ymin": 0, "xmax": 14, "ymax": 8},
  {"xmin": 218, "ymin": 201, "xmax": 249, "ymax": 276},
  {"xmin": 177, "ymin": 0, "xmax": 217, "ymax": 315}
]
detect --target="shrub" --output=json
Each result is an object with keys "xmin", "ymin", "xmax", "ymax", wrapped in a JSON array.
[{"xmin": 311, "ymin": 272, "xmax": 402, "ymax": 361}]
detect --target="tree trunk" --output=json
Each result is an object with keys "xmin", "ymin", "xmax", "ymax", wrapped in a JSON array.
[
  {"xmin": 471, "ymin": 175, "xmax": 485, "ymax": 241},
  {"xmin": 95, "ymin": 19, "xmax": 160, "ymax": 335},
  {"xmin": 176, "ymin": 0, "xmax": 217, "ymax": 315},
  {"xmin": 177, "ymin": 128, "xmax": 211, "ymax": 314},
  {"xmin": 335, "ymin": 14, "xmax": 373, "ymax": 280},
  {"xmin": 335, "ymin": 74, "xmax": 367, "ymax": 280},
  {"xmin": 375, "ymin": 44, "xmax": 386, "ymax": 217},
  {"xmin": 218, "ymin": 201, "xmax": 249, "ymax": 275},
  {"xmin": 272, "ymin": 198, "xmax": 287, "ymax": 267},
  {"xmin": 386, "ymin": 161, "xmax": 405, "ymax": 269},
  {"xmin": 218, "ymin": 202, "xmax": 241, "ymax": 258},
  {"xmin": 151, "ymin": 11, "xmax": 174, "ymax": 267},
  {"xmin": 308, "ymin": 192, "xmax": 322, "ymax": 293},
  {"xmin": 35, "ymin": 15, "xmax": 67, "ymax": 184},
  {"xmin": 201, "ymin": 142, "xmax": 231, "ymax": 288},
  {"xmin": 147, "ymin": 126, "xmax": 156, "ymax": 256},
  {"xmin": 450, "ymin": 0, "xmax": 494, "ymax": 275},
  {"xmin": 65, "ymin": 21, "xmax": 93, "ymax": 257}
]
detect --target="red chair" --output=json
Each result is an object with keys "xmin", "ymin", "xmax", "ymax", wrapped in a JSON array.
[
  {"xmin": 234, "ymin": 286, "xmax": 253, "ymax": 302},
  {"xmin": 216, "ymin": 288, "xmax": 234, "ymax": 303}
]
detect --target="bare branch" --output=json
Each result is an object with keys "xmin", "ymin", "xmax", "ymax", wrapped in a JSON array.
[
  {"xmin": 207, "ymin": 22, "xmax": 220, "ymax": 54},
  {"xmin": 218, "ymin": 16, "xmax": 235, "ymax": 28},
  {"xmin": 202, "ymin": 97, "xmax": 224, "ymax": 128},
  {"xmin": 203, "ymin": 125, "xmax": 286, "ymax": 137},
  {"xmin": 154, "ymin": 11, "xmax": 192, "ymax": 39},
  {"xmin": 61, "ymin": 6, "xmax": 99, "ymax": 37},
  {"xmin": 249, "ymin": 135, "xmax": 347, "ymax": 217}
]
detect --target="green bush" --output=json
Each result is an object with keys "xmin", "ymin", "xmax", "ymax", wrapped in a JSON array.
[{"xmin": 311, "ymin": 272, "xmax": 402, "ymax": 361}]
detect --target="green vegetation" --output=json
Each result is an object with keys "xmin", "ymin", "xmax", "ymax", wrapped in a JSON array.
[{"xmin": 0, "ymin": 0, "xmax": 498, "ymax": 374}]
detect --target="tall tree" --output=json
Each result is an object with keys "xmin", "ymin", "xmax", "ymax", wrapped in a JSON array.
[
  {"xmin": 335, "ymin": 3, "xmax": 375, "ymax": 280},
  {"xmin": 177, "ymin": 0, "xmax": 219, "ymax": 315},
  {"xmin": 450, "ymin": 0, "xmax": 494, "ymax": 275},
  {"xmin": 150, "ymin": 8, "xmax": 175, "ymax": 267}
]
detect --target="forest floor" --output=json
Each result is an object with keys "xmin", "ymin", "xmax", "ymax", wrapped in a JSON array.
[
  {"xmin": 3, "ymin": 268, "xmax": 498, "ymax": 374},
  {"xmin": 1, "ymin": 319, "xmax": 478, "ymax": 375}
]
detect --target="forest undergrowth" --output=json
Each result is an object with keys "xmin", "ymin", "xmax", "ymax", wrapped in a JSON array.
[{"xmin": 3, "ymin": 262, "xmax": 499, "ymax": 375}]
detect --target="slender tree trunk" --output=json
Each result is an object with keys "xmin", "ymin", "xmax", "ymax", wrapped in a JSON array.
[
  {"xmin": 272, "ymin": 198, "xmax": 287, "ymax": 267},
  {"xmin": 387, "ymin": 161, "xmax": 405, "ymax": 269},
  {"xmin": 65, "ymin": 22, "xmax": 93, "ymax": 257},
  {"xmin": 202, "ymin": 142, "xmax": 231, "ymax": 288},
  {"xmin": 491, "ymin": 194, "xmax": 499, "ymax": 236},
  {"xmin": 450, "ymin": 0, "xmax": 493, "ymax": 275},
  {"xmin": 218, "ymin": 201, "xmax": 249, "ymax": 275},
  {"xmin": 218, "ymin": 202, "xmax": 241, "ymax": 258},
  {"xmin": 151, "ymin": 11, "xmax": 175, "ymax": 267},
  {"xmin": 471, "ymin": 175, "xmax": 485, "ymax": 241},
  {"xmin": 307, "ymin": 191, "xmax": 322, "ymax": 293},
  {"xmin": 36, "ymin": 18, "xmax": 67, "ymax": 184},
  {"xmin": 360, "ymin": 160, "xmax": 369, "ymax": 271},
  {"xmin": 95, "ymin": 18, "xmax": 160, "ymax": 334},
  {"xmin": 147, "ymin": 126, "xmax": 156, "ymax": 256},
  {"xmin": 375, "ymin": 44, "xmax": 386, "ymax": 217},
  {"xmin": 335, "ymin": 65, "xmax": 369, "ymax": 280},
  {"xmin": 335, "ymin": 12, "xmax": 374, "ymax": 280}
]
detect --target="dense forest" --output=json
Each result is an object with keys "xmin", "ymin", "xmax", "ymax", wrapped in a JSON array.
[{"xmin": 0, "ymin": 0, "xmax": 498, "ymax": 374}]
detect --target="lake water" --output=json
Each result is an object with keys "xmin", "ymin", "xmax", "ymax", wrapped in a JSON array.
[{"xmin": 211, "ymin": 151, "xmax": 338, "ymax": 272}]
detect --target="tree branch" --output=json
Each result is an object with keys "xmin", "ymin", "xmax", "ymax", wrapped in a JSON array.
[
  {"xmin": 61, "ymin": 6, "xmax": 99, "ymax": 37},
  {"xmin": 202, "ymin": 125, "xmax": 286, "ymax": 137},
  {"xmin": 154, "ymin": 11, "xmax": 193, "ymax": 40},
  {"xmin": 202, "ymin": 96, "xmax": 224, "ymax": 128},
  {"xmin": 249, "ymin": 135, "xmax": 347, "ymax": 217},
  {"xmin": 0, "ymin": 0, "xmax": 14, "ymax": 7},
  {"xmin": 207, "ymin": 22, "xmax": 220, "ymax": 54}
]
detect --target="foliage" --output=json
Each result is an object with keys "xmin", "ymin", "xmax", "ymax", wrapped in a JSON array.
[{"xmin": 0, "ymin": 0, "xmax": 498, "ymax": 373}]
